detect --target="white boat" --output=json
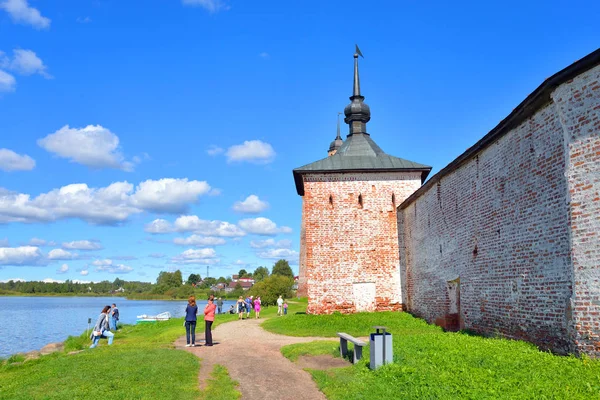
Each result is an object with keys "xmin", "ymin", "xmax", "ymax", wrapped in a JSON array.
[{"xmin": 136, "ymin": 311, "xmax": 172, "ymax": 322}]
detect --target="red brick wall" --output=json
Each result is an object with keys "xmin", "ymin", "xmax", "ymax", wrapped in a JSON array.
[
  {"xmin": 399, "ymin": 102, "xmax": 574, "ymax": 354},
  {"xmin": 299, "ymin": 172, "xmax": 422, "ymax": 314},
  {"xmin": 553, "ymin": 65, "xmax": 600, "ymax": 356},
  {"xmin": 398, "ymin": 64, "xmax": 600, "ymax": 356}
]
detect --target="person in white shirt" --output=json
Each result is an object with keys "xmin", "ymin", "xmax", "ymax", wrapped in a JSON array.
[{"xmin": 277, "ymin": 295, "xmax": 284, "ymax": 316}]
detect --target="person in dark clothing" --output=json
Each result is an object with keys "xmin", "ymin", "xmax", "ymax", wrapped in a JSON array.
[
  {"xmin": 185, "ymin": 296, "xmax": 198, "ymax": 347},
  {"xmin": 111, "ymin": 303, "xmax": 119, "ymax": 330},
  {"xmin": 216, "ymin": 297, "xmax": 223, "ymax": 314}
]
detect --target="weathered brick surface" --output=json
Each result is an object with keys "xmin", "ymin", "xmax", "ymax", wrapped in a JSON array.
[
  {"xmin": 553, "ymin": 65, "xmax": 600, "ymax": 356},
  {"xmin": 299, "ymin": 172, "xmax": 422, "ymax": 314},
  {"xmin": 398, "ymin": 64, "xmax": 600, "ymax": 356}
]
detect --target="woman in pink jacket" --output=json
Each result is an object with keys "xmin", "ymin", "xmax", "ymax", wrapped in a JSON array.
[{"xmin": 204, "ymin": 294, "xmax": 216, "ymax": 346}]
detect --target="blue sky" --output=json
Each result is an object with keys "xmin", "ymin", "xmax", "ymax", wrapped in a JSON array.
[{"xmin": 0, "ymin": 0, "xmax": 598, "ymax": 283}]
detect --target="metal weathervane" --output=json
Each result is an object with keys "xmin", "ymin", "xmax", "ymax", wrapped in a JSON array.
[{"xmin": 355, "ymin": 44, "xmax": 364, "ymax": 58}]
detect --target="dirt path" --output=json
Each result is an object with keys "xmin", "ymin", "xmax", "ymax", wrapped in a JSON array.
[{"xmin": 174, "ymin": 317, "xmax": 339, "ymax": 400}]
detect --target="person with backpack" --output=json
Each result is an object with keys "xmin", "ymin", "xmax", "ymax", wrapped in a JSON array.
[{"xmin": 90, "ymin": 305, "xmax": 114, "ymax": 348}]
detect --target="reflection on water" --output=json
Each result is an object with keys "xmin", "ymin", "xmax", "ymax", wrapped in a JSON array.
[{"xmin": 0, "ymin": 296, "xmax": 236, "ymax": 358}]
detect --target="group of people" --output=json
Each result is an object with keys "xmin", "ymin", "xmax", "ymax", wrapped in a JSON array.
[
  {"xmin": 89, "ymin": 303, "xmax": 119, "ymax": 348},
  {"xmin": 184, "ymin": 294, "xmax": 216, "ymax": 347},
  {"xmin": 234, "ymin": 295, "xmax": 262, "ymax": 319}
]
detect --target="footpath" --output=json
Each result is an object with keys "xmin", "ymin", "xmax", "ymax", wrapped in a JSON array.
[{"xmin": 174, "ymin": 317, "xmax": 346, "ymax": 400}]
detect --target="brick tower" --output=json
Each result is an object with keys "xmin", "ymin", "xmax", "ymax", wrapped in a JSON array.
[{"xmin": 293, "ymin": 47, "xmax": 431, "ymax": 314}]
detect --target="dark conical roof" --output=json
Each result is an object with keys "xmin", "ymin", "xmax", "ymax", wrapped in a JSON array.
[
  {"xmin": 293, "ymin": 47, "xmax": 431, "ymax": 196},
  {"xmin": 328, "ymin": 113, "xmax": 344, "ymax": 153}
]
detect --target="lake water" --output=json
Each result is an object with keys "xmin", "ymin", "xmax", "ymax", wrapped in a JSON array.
[{"xmin": 0, "ymin": 296, "xmax": 237, "ymax": 358}]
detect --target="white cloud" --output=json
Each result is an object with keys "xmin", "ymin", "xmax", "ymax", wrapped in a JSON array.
[
  {"xmin": 38, "ymin": 125, "xmax": 134, "ymax": 171},
  {"xmin": 0, "ymin": 178, "xmax": 212, "ymax": 225},
  {"xmin": 144, "ymin": 218, "xmax": 172, "ymax": 234},
  {"xmin": 0, "ymin": 246, "xmax": 44, "ymax": 265},
  {"xmin": 42, "ymin": 277, "xmax": 62, "ymax": 283},
  {"xmin": 0, "ymin": 278, "xmax": 25, "ymax": 282},
  {"xmin": 76, "ymin": 16, "xmax": 91, "ymax": 23},
  {"xmin": 234, "ymin": 259, "xmax": 246, "ymax": 265},
  {"xmin": 92, "ymin": 259, "xmax": 133, "ymax": 274},
  {"xmin": 62, "ymin": 240, "xmax": 102, "ymax": 251},
  {"xmin": 0, "ymin": 69, "xmax": 16, "ymax": 92},
  {"xmin": 0, "ymin": 148, "xmax": 35, "ymax": 171},
  {"xmin": 148, "ymin": 253, "xmax": 165, "ymax": 258},
  {"xmin": 174, "ymin": 215, "xmax": 246, "ymax": 237},
  {"xmin": 259, "ymin": 52, "xmax": 270, "ymax": 59},
  {"xmin": 206, "ymin": 145, "xmax": 224, "ymax": 156},
  {"xmin": 250, "ymin": 238, "xmax": 292, "ymax": 249},
  {"xmin": 48, "ymin": 248, "xmax": 77, "ymax": 260},
  {"xmin": 27, "ymin": 238, "xmax": 56, "ymax": 246},
  {"xmin": 80, "ymin": 269, "xmax": 89, "ymax": 276},
  {"xmin": 238, "ymin": 217, "xmax": 292, "ymax": 236},
  {"xmin": 7, "ymin": 49, "xmax": 51, "ymax": 78},
  {"xmin": 173, "ymin": 235, "xmax": 226, "ymax": 247},
  {"xmin": 225, "ymin": 140, "xmax": 275, "ymax": 164},
  {"xmin": 181, "ymin": 0, "xmax": 229, "ymax": 13},
  {"xmin": 172, "ymin": 248, "xmax": 219, "ymax": 264},
  {"xmin": 131, "ymin": 178, "xmax": 211, "ymax": 213},
  {"xmin": 232, "ymin": 195, "xmax": 268, "ymax": 214},
  {"xmin": 56, "ymin": 263, "xmax": 69, "ymax": 274},
  {"xmin": 257, "ymin": 248, "xmax": 299, "ymax": 261},
  {"xmin": 0, "ymin": 0, "xmax": 51, "ymax": 29}
]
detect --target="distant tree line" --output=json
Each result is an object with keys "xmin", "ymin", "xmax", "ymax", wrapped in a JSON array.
[{"xmin": 0, "ymin": 259, "xmax": 296, "ymax": 302}]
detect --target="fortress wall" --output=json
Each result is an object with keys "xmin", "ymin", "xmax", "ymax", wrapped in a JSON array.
[
  {"xmin": 553, "ymin": 65, "xmax": 600, "ymax": 355},
  {"xmin": 301, "ymin": 171, "xmax": 421, "ymax": 314},
  {"xmin": 398, "ymin": 61, "xmax": 600, "ymax": 355}
]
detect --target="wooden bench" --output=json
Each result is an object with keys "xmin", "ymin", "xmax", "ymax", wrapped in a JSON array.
[{"xmin": 337, "ymin": 332, "xmax": 367, "ymax": 364}]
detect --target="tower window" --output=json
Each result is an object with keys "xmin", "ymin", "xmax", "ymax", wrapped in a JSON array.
[
  {"xmin": 358, "ymin": 193, "xmax": 363, "ymax": 208},
  {"xmin": 392, "ymin": 193, "xmax": 396, "ymax": 207},
  {"xmin": 329, "ymin": 195, "xmax": 333, "ymax": 207}
]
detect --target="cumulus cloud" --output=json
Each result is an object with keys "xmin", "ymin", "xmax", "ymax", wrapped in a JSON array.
[
  {"xmin": 238, "ymin": 217, "xmax": 292, "ymax": 236},
  {"xmin": 0, "ymin": 178, "xmax": 212, "ymax": 225},
  {"xmin": 257, "ymin": 248, "xmax": 299, "ymax": 261},
  {"xmin": 7, "ymin": 49, "xmax": 51, "ymax": 78},
  {"xmin": 38, "ymin": 125, "xmax": 134, "ymax": 171},
  {"xmin": 181, "ymin": 0, "xmax": 229, "ymax": 13},
  {"xmin": 0, "ymin": 70, "xmax": 16, "ymax": 92},
  {"xmin": 80, "ymin": 269, "xmax": 89, "ymax": 276},
  {"xmin": 250, "ymin": 238, "xmax": 292, "ymax": 249},
  {"xmin": 172, "ymin": 248, "xmax": 219, "ymax": 264},
  {"xmin": 56, "ymin": 263, "xmax": 69, "ymax": 274},
  {"xmin": 173, "ymin": 235, "xmax": 226, "ymax": 247},
  {"xmin": 232, "ymin": 195, "xmax": 268, "ymax": 214},
  {"xmin": 131, "ymin": 178, "xmax": 211, "ymax": 213},
  {"xmin": 48, "ymin": 248, "xmax": 77, "ymax": 260},
  {"xmin": 174, "ymin": 215, "xmax": 246, "ymax": 237},
  {"xmin": 27, "ymin": 238, "xmax": 56, "ymax": 246},
  {"xmin": 92, "ymin": 259, "xmax": 133, "ymax": 274},
  {"xmin": 144, "ymin": 218, "xmax": 172, "ymax": 234},
  {"xmin": 225, "ymin": 140, "xmax": 275, "ymax": 164},
  {"xmin": 62, "ymin": 240, "xmax": 102, "ymax": 251},
  {"xmin": 206, "ymin": 145, "xmax": 224, "ymax": 156},
  {"xmin": 0, "ymin": 148, "xmax": 35, "ymax": 171},
  {"xmin": 0, "ymin": 0, "xmax": 51, "ymax": 29},
  {"xmin": 0, "ymin": 245, "xmax": 44, "ymax": 265}
]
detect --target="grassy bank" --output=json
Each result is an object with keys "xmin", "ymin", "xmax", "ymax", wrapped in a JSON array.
[
  {"xmin": 268, "ymin": 312, "xmax": 600, "ymax": 399},
  {"xmin": 0, "ymin": 313, "xmax": 241, "ymax": 399}
]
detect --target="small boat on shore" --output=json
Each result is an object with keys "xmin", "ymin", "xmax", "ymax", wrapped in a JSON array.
[{"xmin": 136, "ymin": 311, "xmax": 171, "ymax": 323}]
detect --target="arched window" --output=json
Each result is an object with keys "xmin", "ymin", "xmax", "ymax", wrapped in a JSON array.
[
  {"xmin": 328, "ymin": 194, "xmax": 333, "ymax": 208},
  {"xmin": 392, "ymin": 193, "xmax": 396, "ymax": 207},
  {"xmin": 358, "ymin": 193, "xmax": 363, "ymax": 208}
]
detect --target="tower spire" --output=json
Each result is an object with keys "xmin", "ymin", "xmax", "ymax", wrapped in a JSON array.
[
  {"xmin": 344, "ymin": 45, "xmax": 371, "ymax": 136},
  {"xmin": 328, "ymin": 112, "xmax": 344, "ymax": 156}
]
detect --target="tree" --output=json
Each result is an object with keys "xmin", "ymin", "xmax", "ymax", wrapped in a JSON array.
[
  {"xmin": 247, "ymin": 275, "xmax": 294, "ymax": 306},
  {"xmin": 253, "ymin": 266, "xmax": 270, "ymax": 282},
  {"xmin": 187, "ymin": 273, "xmax": 201, "ymax": 285},
  {"xmin": 157, "ymin": 270, "xmax": 183, "ymax": 288},
  {"xmin": 271, "ymin": 259, "xmax": 294, "ymax": 279},
  {"xmin": 238, "ymin": 269, "xmax": 248, "ymax": 278}
]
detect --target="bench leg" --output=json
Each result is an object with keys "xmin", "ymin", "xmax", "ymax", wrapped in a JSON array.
[
  {"xmin": 353, "ymin": 345, "xmax": 363, "ymax": 364},
  {"xmin": 339, "ymin": 338, "xmax": 348, "ymax": 358}
]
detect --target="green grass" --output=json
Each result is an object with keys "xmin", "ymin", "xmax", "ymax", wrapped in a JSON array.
[
  {"xmin": 199, "ymin": 365, "xmax": 241, "ymax": 400},
  {"xmin": 0, "ymin": 315, "xmax": 241, "ymax": 399},
  {"xmin": 272, "ymin": 312, "xmax": 600, "ymax": 399}
]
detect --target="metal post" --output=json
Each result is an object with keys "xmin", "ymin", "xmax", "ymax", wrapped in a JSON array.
[{"xmin": 382, "ymin": 327, "xmax": 387, "ymax": 365}]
